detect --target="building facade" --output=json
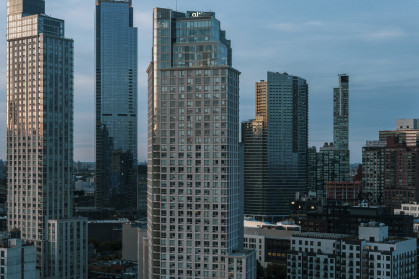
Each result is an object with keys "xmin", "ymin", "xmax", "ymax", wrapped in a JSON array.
[
  {"xmin": 309, "ymin": 75, "xmax": 350, "ymax": 197},
  {"xmin": 326, "ymin": 181, "xmax": 360, "ymax": 204},
  {"xmin": 300, "ymin": 204, "xmax": 414, "ymax": 238},
  {"xmin": 316, "ymin": 142, "xmax": 350, "ymax": 196},
  {"xmin": 0, "ymin": 235, "xmax": 39, "ymax": 279},
  {"xmin": 362, "ymin": 140, "xmax": 386, "ymax": 205},
  {"xmin": 243, "ymin": 73, "xmax": 308, "ymax": 220},
  {"xmin": 244, "ymin": 224, "xmax": 298, "ymax": 267},
  {"xmin": 396, "ymin": 119, "xmax": 418, "ymax": 130},
  {"xmin": 0, "ymin": 160, "xmax": 5, "ymax": 182},
  {"xmin": 333, "ymin": 74, "xmax": 349, "ymax": 149},
  {"xmin": 362, "ymin": 123, "xmax": 419, "ymax": 210},
  {"xmin": 287, "ymin": 223, "xmax": 417, "ymax": 279},
  {"xmin": 95, "ymin": 0, "xmax": 138, "ymax": 212},
  {"xmin": 145, "ymin": 8, "xmax": 256, "ymax": 279},
  {"xmin": 394, "ymin": 202, "xmax": 419, "ymax": 217},
  {"xmin": 137, "ymin": 164, "xmax": 147, "ymax": 217},
  {"xmin": 6, "ymin": 0, "xmax": 87, "ymax": 277},
  {"xmin": 241, "ymin": 116, "xmax": 267, "ymax": 218}
]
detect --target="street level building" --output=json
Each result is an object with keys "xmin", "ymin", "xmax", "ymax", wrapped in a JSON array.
[
  {"xmin": 243, "ymin": 73, "xmax": 308, "ymax": 221},
  {"xmin": 95, "ymin": 0, "xmax": 138, "ymax": 213},
  {"xmin": 287, "ymin": 222, "xmax": 417, "ymax": 279},
  {"xmin": 244, "ymin": 223, "xmax": 298, "ymax": 267},
  {"xmin": 145, "ymin": 8, "xmax": 256, "ymax": 278},
  {"xmin": 6, "ymin": 0, "xmax": 88, "ymax": 277}
]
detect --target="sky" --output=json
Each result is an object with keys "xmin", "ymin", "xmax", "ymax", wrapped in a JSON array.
[{"xmin": 1, "ymin": 0, "xmax": 419, "ymax": 163}]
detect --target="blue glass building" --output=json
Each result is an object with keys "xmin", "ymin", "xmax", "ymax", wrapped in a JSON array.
[
  {"xmin": 243, "ymin": 72, "xmax": 308, "ymax": 220},
  {"xmin": 95, "ymin": 0, "xmax": 138, "ymax": 212}
]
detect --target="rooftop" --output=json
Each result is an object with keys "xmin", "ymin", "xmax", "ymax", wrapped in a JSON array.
[
  {"xmin": 245, "ymin": 227, "xmax": 297, "ymax": 240},
  {"xmin": 293, "ymin": 232, "xmax": 353, "ymax": 240}
]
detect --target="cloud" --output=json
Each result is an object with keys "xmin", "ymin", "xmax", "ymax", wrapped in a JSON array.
[
  {"xmin": 134, "ymin": 10, "xmax": 153, "ymax": 30},
  {"xmin": 363, "ymin": 28, "xmax": 406, "ymax": 41},
  {"xmin": 270, "ymin": 21, "xmax": 324, "ymax": 32},
  {"xmin": 74, "ymin": 74, "xmax": 94, "ymax": 94}
]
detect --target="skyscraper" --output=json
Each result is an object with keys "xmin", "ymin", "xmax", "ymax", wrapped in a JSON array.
[
  {"xmin": 243, "ymin": 72, "xmax": 309, "ymax": 221},
  {"xmin": 6, "ymin": 0, "xmax": 87, "ymax": 277},
  {"xmin": 145, "ymin": 8, "xmax": 256, "ymax": 278},
  {"xmin": 333, "ymin": 74, "xmax": 349, "ymax": 149},
  {"xmin": 95, "ymin": 0, "xmax": 138, "ymax": 213},
  {"xmin": 309, "ymin": 75, "xmax": 350, "ymax": 196},
  {"xmin": 241, "ymin": 116, "xmax": 267, "ymax": 218}
]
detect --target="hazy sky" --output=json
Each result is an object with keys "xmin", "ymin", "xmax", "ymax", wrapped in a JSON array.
[{"xmin": 1, "ymin": 0, "xmax": 419, "ymax": 163}]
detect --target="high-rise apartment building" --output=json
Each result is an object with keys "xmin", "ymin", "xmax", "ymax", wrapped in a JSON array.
[
  {"xmin": 362, "ymin": 123, "xmax": 419, "ymax": 210},
  {"xmin": 362, "ymin": 140, "xmax": 386, "ymax": 204},
  {"xmin": 6, "ymin": 0, "xmax": 87, "ymax": 278},
  {"xmin": 145, "ymin": 8, "xmax": 256, "ymax": 279},
  {"xmin": 243, "ymin": 73, "xmax": 308, "ymax": 220},
  {"xmin": 309, "ymin": 75, "xmax": 350, "ymax": 196},
  {"xmin": 95, "ymin": 0, "xmax": 138, "ymax": 212},
  {"xmin": 333, "ymin": 74, "xmax": 349, "ymax": 149},
  {"xmin": 362, "ymin": 120, "xmax": 419, "ymax": 209}
]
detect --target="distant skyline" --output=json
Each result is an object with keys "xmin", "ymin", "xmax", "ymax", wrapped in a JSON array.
[{"xmin": 1, "ymin": 0, "xmax": 419, "ymax": 163}]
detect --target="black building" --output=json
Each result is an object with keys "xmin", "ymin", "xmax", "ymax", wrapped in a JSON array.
[{"xmin": 301, "ymin": 204, "xmax": 413, "ymax": 237}]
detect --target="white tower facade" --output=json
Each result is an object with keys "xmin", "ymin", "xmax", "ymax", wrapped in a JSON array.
[{"xmin": 145, "ymin": 8, "xmax": 256, "ymax": 279}]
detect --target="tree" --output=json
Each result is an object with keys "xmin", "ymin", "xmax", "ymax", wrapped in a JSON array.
[
  {"xmin": 258, "ymin": 262, "xmax": 287, "ymax": 279},
  {"xmin": 257, "ymin": 261, "xmax": 265, "ymax": 279}
]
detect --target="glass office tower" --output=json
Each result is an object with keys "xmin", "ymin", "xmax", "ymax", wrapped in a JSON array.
[
  {"xmin": 6, "ymin": 0, "xmax": 87, "ymax": 277},
  {"xmin": 95, "ymin": 0, "xmax": 138, "ymax": 212},
  {"xmin": 243, "ymin": 73, "xmax": 308, "ymax": 221},
  {"xmin": 145, "ymin": 8, "xmax": 256, "ymax": 279}
]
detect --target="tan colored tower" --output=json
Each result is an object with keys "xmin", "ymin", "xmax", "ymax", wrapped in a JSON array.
[{"xmin": 6, "ymin": 1, "xmax": 87, "ymax": 278}]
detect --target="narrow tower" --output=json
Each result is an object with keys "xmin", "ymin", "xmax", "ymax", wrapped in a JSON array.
[
  {"xmin": 243, "ymin": 73, "xmax": 308, "ymax": 220},
  {"xmin": 95, "ymin": 0, "xmax": 138, "ymax": 214},
  {"xmin": 333, "ymin": 74, "xmax": 349, "ymax": 149}
]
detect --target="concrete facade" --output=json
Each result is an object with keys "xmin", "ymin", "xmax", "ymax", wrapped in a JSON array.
[
  {"xmin": 6, "ymin": 1, "xmax": 88, "ymax": 277},
  {"xmin": 0, "ymin": 237, "xmax": 39, "ymax": 279},
  {"xmin": 146, "ymin": 8, "xmax": 256, "ymax": 279},
  {"xmin": 287, "ymin": 223, "xmax": 417, "ymax": 279}
]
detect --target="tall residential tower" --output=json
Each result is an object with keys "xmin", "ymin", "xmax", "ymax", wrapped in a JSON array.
[
  {"xmin": 95, "ymin": 0, "xmax": 138, "ymax": 213},
  {"xmin": 243, "ymin": 72, "xmax": 309, "ymax": 221},
  {"xmin": 145, "ymin": 8, "xmax": 256, "ymax": 279},
  {"xmin": 6, "ymin": 0, "xmax": 87, "ymax": 277},
  {"xmin": 333, "ymin": 74, "xmax": 349, "ymax": 149},
  {"xmin": 308, "ymin": 75, "xmax": 350, "ymax": 196}
]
